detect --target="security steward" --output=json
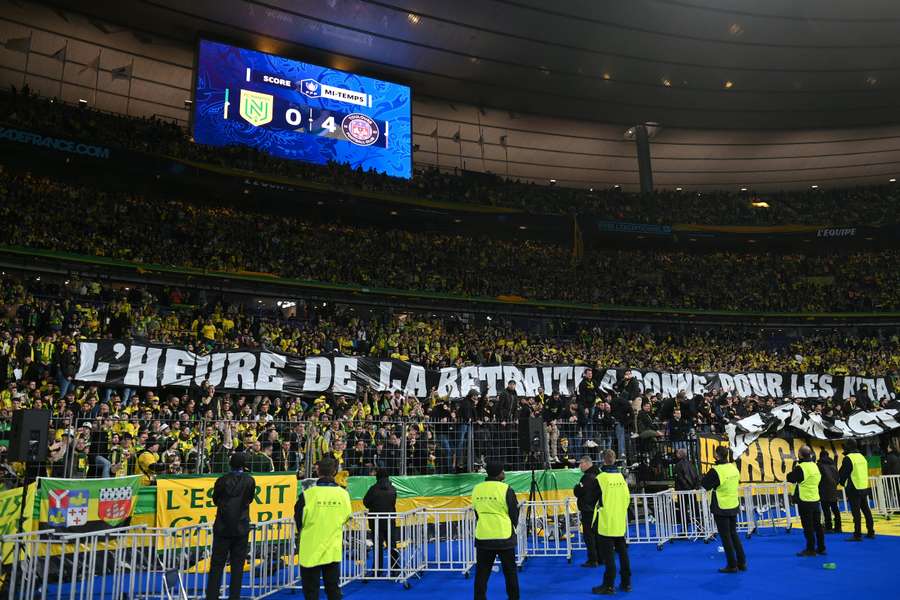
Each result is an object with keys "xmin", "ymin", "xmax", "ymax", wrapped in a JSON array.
[
  {"xmin": 838, "ymin": 439, "xmax": 875, "ymax": 541},
  {"xmin": 786, "ymin": 446, "xmax": 826, "ymax": 556},
  {"xmin": 701, "ymin": 446, "xmax": 747, "ymax": 573},
  {"xmin": 363, "ymin": 469, "xmax": 399, "ymax": 577},
  {"xmin": 591, "ymin": 449, "xmax": 631, "ymax": 596},
  {"xmin": 206, "ymin": 452, "xmax": 256, "ymax": 600},
  {"xmin": 574, "ymin": 455, "xmax": 601, "ymax": 568},
  {"xmin": 472, "ymin": 462, "xmax": 520, "ymax": 600},
  {"xmin": 295, "ymin": 457, "xmax": 353, "ymax": 600}
]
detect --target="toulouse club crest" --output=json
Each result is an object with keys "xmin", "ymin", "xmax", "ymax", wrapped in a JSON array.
[{"xmin": 341, "ymin": 113, "xmax": 380, "ymax": 146}]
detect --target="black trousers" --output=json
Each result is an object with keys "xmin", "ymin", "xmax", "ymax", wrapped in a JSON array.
[
  {"xmin": 713, "ymin": 515, "xmax": 746, "ymax": 569},
  {"xmin": 798, "ymin": 502, "xmax": 826, "ymax": 552},
  {"xmin": 821, "ymin": 500, "xmax": 841, "ymax": 531},
  {"xmin": 372, "ymin": 522, "xmax": 400, "ymax": 576},
  {"xmin": 206, "ymin": 533, "xmax": 248, "ymax": 600},
  {"xmin": 847, "ymin": 490, "xmax": 875, "ymax": 536},
  {"xmin": 474, "ymin": 547, "xmax": 519, "ymax": 600},
  {"xmin": 300, "ymin": 562, "xmax": 341, "ymax": 600},
  {"xmin": 596, "ymin": 535, "xmax": 630, "ymax": 589},
  {"xmin": 581, "ymin": 512, "xmax": 598, "ymax": 564}
]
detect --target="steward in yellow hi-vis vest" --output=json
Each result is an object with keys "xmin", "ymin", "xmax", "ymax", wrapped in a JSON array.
[
  {"xmin": 472, "ymin": 462, "xmax": 520, "ymax": 600},
  {"xmin": 294, "ymin": 456, "xmax": 351, "ymax": 600},
  {"xmin": 787, "ymin": 445, "xmax": 826, "ymax": 556},
  {"xmin": 590, "ymin": 449, "xmax": 632, "ymax": 595},
  {"xmin": 701, "ymin": 446, "xmax": 747, "ymax": 574},
  {"xmin": 838, "ymin": 439, "xmax": 875, "ymax": 540}
]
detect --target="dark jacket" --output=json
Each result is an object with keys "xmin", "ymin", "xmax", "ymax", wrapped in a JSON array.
[
  {"xmin": 497, "ymin": 388, "xmax": 518, "ymax": 423},
  {"xmin": 363, "ymin": 478, "xmax": 397, "ymax": 514},
  {"xmin": 668, "ymin": 417, "xmax": 692, "ymax": 442},
  {"xmin": 59, "ymin": 350, "xmax": 78, "ymax": 378},
  {"xmin": 674, "ymin": 457, "xmax": 700, "ymax": 491},
  {"xmin": 212, "ymin": 470, "xmax": 256, "ymax": 537},
  {"xmin": 701, "ymin": 461, "xmax": 739, "ymax": 516},
  {"xmin": 473, "ymin": 478, "xmax": 519, "ymax": 550},
  {"xmin": 457, "ymin": 397, "xmax": 476, "ymax": 423},
  {"xmin": 573, "ymin": 465, "xmax": 600, "ymax": 513},
  {"xmin": 615, "ymin": 377, "xmax": 640, "ymax": 403},
  {"xmin": 610, "ymin": 397, "xmax": 633, "ymax": 431},
  {"xmin": 817, "ymin": 454, "xmax": 840, "ymax": 502},
  {"xmin": 577, "ymin": 377, "xmax": 598, "ymax": 412},
  {"xmin": 883, "ymin": 451, "xmax": 900, "ymax": 476}
]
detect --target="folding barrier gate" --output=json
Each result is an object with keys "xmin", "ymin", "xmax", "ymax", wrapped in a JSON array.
[{"xmin": 5, "ymin": 477, "xmax": 900, "ymax": 599}]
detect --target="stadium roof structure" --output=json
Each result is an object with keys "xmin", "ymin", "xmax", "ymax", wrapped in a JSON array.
[{"xmin": 49, "ymin": 0, "xmax": 900, "ymax": 130}]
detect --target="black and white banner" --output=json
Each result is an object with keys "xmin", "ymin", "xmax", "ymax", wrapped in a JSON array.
[
  {"xmin": 726, "ymin": 403, "xmax": 900, "ymax": 456},
  {"xmin": 75, "ymin": 341, "xmax": 897, "ymax": 402}
]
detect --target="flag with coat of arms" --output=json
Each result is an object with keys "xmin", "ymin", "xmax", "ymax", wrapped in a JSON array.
[{"xmin": 39, "ymin": 475, "xmax": 141, "ymax": 532}]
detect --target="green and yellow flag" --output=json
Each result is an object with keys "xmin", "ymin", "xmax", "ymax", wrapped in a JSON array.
[{"xmin": 38, "ymin": 476, "xmax": 141, "ymax": 532}]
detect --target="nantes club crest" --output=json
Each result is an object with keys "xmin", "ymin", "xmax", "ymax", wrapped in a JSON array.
[
  {"xmin": 99, "ymin": 486, "xmax": 134, "ymax": 523},
  {"xmin": 239, "ymin": 89, "xmax": 274, "ymax": 126}
]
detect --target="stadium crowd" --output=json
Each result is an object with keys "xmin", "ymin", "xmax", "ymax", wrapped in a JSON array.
[
  {"xmin": 2, "ymin": 168, "xmax": 899, "ymax": 313},
  {"xmin": 2, "ymin": 87, "xmax": 900, "ymax": 225},
  {"xmin": 0, "ymin": 274, "xmax": 897, "ymax": 485}
]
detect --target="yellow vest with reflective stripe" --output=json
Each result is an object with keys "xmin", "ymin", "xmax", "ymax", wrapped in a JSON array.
[
  {"xmin": 712, "ymin": 463, "xmax": 740, "ymax": 510},
  {"xmin": 847, "ymin": 452, "xmax": 870, "ymax": 490},
  {"xmin": 299, "ymin": 485, "xmax": 352, "ymax": 568},
  {"xmin": 797, "ymin": 461, "xmax": 821, "ymax": 502},
  {"xmin": 472, "ymin": 481, "xmax": 512, "ymax": 541},
  {"xmin": 593, "ymin": 471, "xmax": 630, "ymax": 537}
]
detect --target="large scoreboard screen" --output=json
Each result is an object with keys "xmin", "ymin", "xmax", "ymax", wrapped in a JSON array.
[{"xmin": 192, "ymin": 39, "xmax": 412, "ymax": 179}]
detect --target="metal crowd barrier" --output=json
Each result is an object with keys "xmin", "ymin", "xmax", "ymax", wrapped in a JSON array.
[
  {"xmin": 424, "ymin": 508, "xmax": 476, "ymax": 575},
  {"xmin": 108, "ymin": 519, "xmax": 297, "ymax": 600},
  {"xmin": 743, "ymin": 483, "xmax": 793, "ymax": 535},
  {"xmin": 839, "ymin": 476, "xmax": 885, "ymax": 517},
  {"xmin": 7, "ymin": 477, "xmax": 900, "ymax": 600},
  {"xmin": 668, "ymin": 489, "xmax": 714, "ymax": 541},
  {"xmin": 341, "ymin": 512, "xmax": 368, "ymax": 587},
  {"xmin": 518, "ymin": 490, "xmax": 675, "ymax": 565},
  {"xmin": 360, "ymin": 509, "xmax": 427, "ymax": 589},
  {"xmin": 4, "ymin": 526, "xmax": 144, "ymax": 600},
  {"xmin": 518, "ymin": 500, "xmax": 575, "ymax": 563},
  {"xmin": 874, "ymin": 474, "xmax": 900, "ymax": 516},
  {"xmin": 627, "ymin": 490, "xmax": 672, "ymax": 549}
]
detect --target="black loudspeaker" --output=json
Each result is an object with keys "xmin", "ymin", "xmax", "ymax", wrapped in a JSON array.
[
  {"xmin": 518, "ymin": 416, "xmax": 547, "ymax": 456},
  {"xmin": 9, "ymin": 409, "xmax": 50, "ymax": 463}
]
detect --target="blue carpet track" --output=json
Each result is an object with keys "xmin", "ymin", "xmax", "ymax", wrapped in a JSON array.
[{"xmin": 300, "ymin": 533, "xmax": 895, "ymax": 599}]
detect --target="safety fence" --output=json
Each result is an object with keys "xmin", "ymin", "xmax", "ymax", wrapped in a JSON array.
[
  {"xmin": 54, "ymin": 417, "xmax": 701, "ymax": 481},
  {"xmin": 4, "ymin": 478, "xmax": 899, "ymax": 600}
]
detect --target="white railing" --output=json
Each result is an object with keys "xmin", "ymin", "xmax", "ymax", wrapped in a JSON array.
[
  {"xmin": 424, "ymin": 508, "xmax": 477, "ymax": 575},
  {"xmin": 6, "ymin": 476, "xmax": 900, "ymax": 600}
]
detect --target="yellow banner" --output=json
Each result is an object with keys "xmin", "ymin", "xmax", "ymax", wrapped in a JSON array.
[
  {"xmin": 0, "ymin": 482, "xmax": 36, "ymax": 564},
  {"xmin": 699, "ymin": 435, "xmax": 847, "ymax": 483},
  {"xmin": 156, "ymin": 473, "xmax": 297, "ymax": 528}
]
